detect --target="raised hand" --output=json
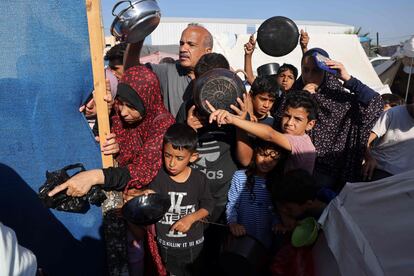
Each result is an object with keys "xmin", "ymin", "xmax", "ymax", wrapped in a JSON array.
[
  {"xmin": 206, "ymin": 100, "xmax": 235, "ymax": 126},
  {"xmin": 324, "ymin": 60, "xmax": 351, "ymax": 82},
  {"xmin": 300, "ymin": 29, "xmax": 309, "ymax": 53},
  {"xmin": 187, "ymin": 105, "xmax": 204, "ymax": 131},
  {"xmin": 244, "ymin": 34, "xmax": 256, "ymax": 56}
]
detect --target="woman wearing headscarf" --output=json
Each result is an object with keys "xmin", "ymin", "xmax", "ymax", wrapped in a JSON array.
[
  {"xmin": 49, "ymin": 42, "xmax": 175, "ymax": 276},
  {"xmin": 280, "ymin": 48, "xmax": 383, "ymax": 189}
]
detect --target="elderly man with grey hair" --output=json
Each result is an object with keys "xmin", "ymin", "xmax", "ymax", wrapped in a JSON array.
[{"xmin": 125, "ymin": 23, "xmax": 213, "ymax": 116}]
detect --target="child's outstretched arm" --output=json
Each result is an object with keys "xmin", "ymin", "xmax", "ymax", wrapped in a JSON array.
[
  {"xmin": 207, "ymin": 101, "xmax": 292, "ymax": 151},
  {"xmin": 170, "ymin": 208, "xmax": 209, "ymax": 233}
]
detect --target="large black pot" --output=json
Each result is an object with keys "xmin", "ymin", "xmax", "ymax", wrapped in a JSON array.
[
  {"xmin": 257, "ymin": 16, "xmax": 299, "ymax": 57},
  {"xmin": 193, "ymin": 68, "xmax": 246, "ymax": 116},
  {"xmin": 122, "ymin": 193, "xmax": 171, "ymax": 225}
]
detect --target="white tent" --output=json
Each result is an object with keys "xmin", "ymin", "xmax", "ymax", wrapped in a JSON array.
[
  {"xmin": 313, "ymin": 170, "xmax": 414, "ymax": 276},
  {"xmin": 375, "ymin": 36, "xmax": 414, "ymax": 101},
  {"xmin": 213, "ymin": 33, "xmax": 391, "ymax": 94}
]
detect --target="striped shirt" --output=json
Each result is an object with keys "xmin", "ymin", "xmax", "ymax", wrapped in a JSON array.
[{"xmin": 226, "ymin": 170, "xmax": 278, "ymax": 248}]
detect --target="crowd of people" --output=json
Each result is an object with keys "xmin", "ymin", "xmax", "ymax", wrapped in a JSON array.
[{"xmin": 43, "ymin": 23, "xmax": 414, "ymax": 276}]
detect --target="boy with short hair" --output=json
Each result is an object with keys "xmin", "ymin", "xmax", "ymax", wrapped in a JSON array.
[
  {"xmin": 147, "ymin": 123, "xmax": 214, "ymax": 276},
  {"xmin": 249, "ymin": 75, "xmax": 278, "ymax": 126},
  {"xmin": 209, "ymin": 90, "xmax": 318, "ymax": 174}
]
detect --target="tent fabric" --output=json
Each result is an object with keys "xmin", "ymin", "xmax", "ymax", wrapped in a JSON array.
[
  {"xmin": 375, "ymin": 38, "xmax": 414, "ymax": 101},
  {"xmin": 314, "ymin": 170, "xmax": 414, "ymax": 276},
  {"xmin": 375, "ymin": 59, "xmax": 401, "ymax": 85},
  {"xmin": 403, "ymin": 36, "xmax": 414, "ymax": 58},
  {"xmin": 0, "ymin": 1, "xmax": 106, "ymax": 275},
  {"xmin": 213, "ymin": 33, "xmax": 391, "ymax": 94}
]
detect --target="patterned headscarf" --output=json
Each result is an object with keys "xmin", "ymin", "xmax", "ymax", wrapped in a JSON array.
[
  {"xmin": 308, "ymin": 73, "xmax": 383, "ymax": 184},
  {"xmin": 111, "ymin": 65, "xmax": 175, "ymax": 189}
]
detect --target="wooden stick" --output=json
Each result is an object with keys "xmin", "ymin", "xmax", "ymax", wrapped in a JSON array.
[{"xmin": 85, "ymin": 0, "xmax": 113, "ymax": 168}]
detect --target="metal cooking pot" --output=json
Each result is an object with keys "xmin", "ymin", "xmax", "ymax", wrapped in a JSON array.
[
  {"xmin": 110, "ymin": 0, "xmax": 161, "ymax": 43},
  {"xmin": 122, "ymin": 193, "xmax": 171, "ymax": 225},
  {"xmin": 257, "ymin": 62, "xmax": 280, "ymax": 77},
  {"xmin": 257, "ymin": 16, "xmax": 299, "ymax": 57},
  {"xmin": 193, "ymin": 68, "xmax": 246, "ymax": 116}
]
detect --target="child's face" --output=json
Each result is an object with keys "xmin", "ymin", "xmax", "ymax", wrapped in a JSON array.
[
  {"xmin": 281, "ymin": 107, "xmax": 315, "ymax": 136},
  {"xmin": 255, "ymin": 148, "xmax": 280, "ymax": 175},
  {"xmin": 163, "ymin": 143, "xmax": 198, "ymax": 176},
  {"xmin": 252, "ymin": 92, "xmax": 276, "ymax": 118},
  {"xmin": 277, "ymin": 70, "xmax": 295, "ymax": 92}
]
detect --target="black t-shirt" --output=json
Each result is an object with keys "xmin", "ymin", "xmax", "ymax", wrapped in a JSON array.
[
  {"xmin": 150, "ymin": 167, "xmax": 214, "ymax": 249},
  {"xmin": 176, "ymin": 100, "xmax": 239, "ymax": 205}
]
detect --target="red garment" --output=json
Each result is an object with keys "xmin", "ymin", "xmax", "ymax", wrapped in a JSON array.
[
  {"xmin": 112, "ymin": 65, "xmax": 173, "ymax": 275},
  {"xmin": 145, "ymin": 226, "xmax": 167, "ymax": 276},
  {"xmin": 270, "ymin": 241, "xmax": 315, "ymax": 276},
  {"xmin": 112, "ymin": 65, "xmax": 175, "ymax": 190}
]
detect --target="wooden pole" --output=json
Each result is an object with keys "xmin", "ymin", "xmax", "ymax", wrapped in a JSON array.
[
  {"xmin": 85, "ymin": 3, "xmax": 128, "ymax": 275},
  {"xmin": 85, "ymin": 0, "xmax": 113, "ymax": 168}
]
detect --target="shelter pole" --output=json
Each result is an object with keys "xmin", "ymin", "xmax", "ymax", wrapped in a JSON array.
[
  {"xmin": 85, "ymin": 0, "xmax": 113, "ymax": 168},
  {"xmin": 405, "ymin": 57, "xmax": 413, "ymax": 102},
  {"xmin": 85, "ymin": 2, "xmax": 128, "ymax": 276}
]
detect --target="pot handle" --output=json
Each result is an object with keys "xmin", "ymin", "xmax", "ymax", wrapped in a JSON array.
[{"xmin": 112, "ymin": 0, "xmax": 133, "ymax": 16}]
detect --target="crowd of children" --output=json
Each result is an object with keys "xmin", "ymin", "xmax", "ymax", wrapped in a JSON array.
[{"xmin": 46, "ymin": 24, "xmax": 414, "ymax": 276}]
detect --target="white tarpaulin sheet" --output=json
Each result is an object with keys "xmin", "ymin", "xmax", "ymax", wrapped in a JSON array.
[
  {"xmin": 214, "ymin": 33, "xmax": 391, "ymax": 94},
  {"xmin": 315, "ymin": 170, "xmax": 414, "ymax": 276}
]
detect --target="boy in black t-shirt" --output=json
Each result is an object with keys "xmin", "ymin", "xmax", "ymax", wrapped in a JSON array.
[{"xmin": 146, "ymin": 123, "xmax": 214, "ymax": 276}]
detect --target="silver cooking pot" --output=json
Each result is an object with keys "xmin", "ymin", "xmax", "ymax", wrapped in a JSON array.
[{"xmin": 110, "ymin": 0, "xmax": 161, "ymax": 43}]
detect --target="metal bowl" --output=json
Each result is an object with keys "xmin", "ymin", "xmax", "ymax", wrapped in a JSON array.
[
  {"xmin": 122, "ymin": 193, "xmax": 170, "ymax": 225},
  {"xmin": 110, "ymin": 0, "xmax": 161, "ymax": 43}
]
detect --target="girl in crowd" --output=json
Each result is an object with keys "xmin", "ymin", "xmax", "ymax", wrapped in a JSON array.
[
  {"xmin": 275, "ymin": 63, "xmax": 298, "ymax": 94},
  {"xmin": 226, "ymin": 141, "xmax": 286, "ymax": 249}
]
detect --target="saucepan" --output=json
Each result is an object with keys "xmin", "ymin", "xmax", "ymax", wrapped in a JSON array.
[
  {"xmin": 257, "ymin": 62, "xmax": 280, "ymax": 77},
  {"xmin": 110, "ymin": 0, "xmax": 161, "ymax": 43},
  {"xmin": 256, "ymin": 16, "xmax": 299, "ymax": 57},
  {"xmin": 193, "ymin": 68, "xmax": 246, "ymax": 116},
  {"xmin": 122, "ymin": 193, "xmax": 171, "ymax": 225}
]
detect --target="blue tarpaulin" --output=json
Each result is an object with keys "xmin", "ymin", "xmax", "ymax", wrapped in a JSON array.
[{"xmin": 0, "ymin": 1, "xmax": 107, "ymax": 275}]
